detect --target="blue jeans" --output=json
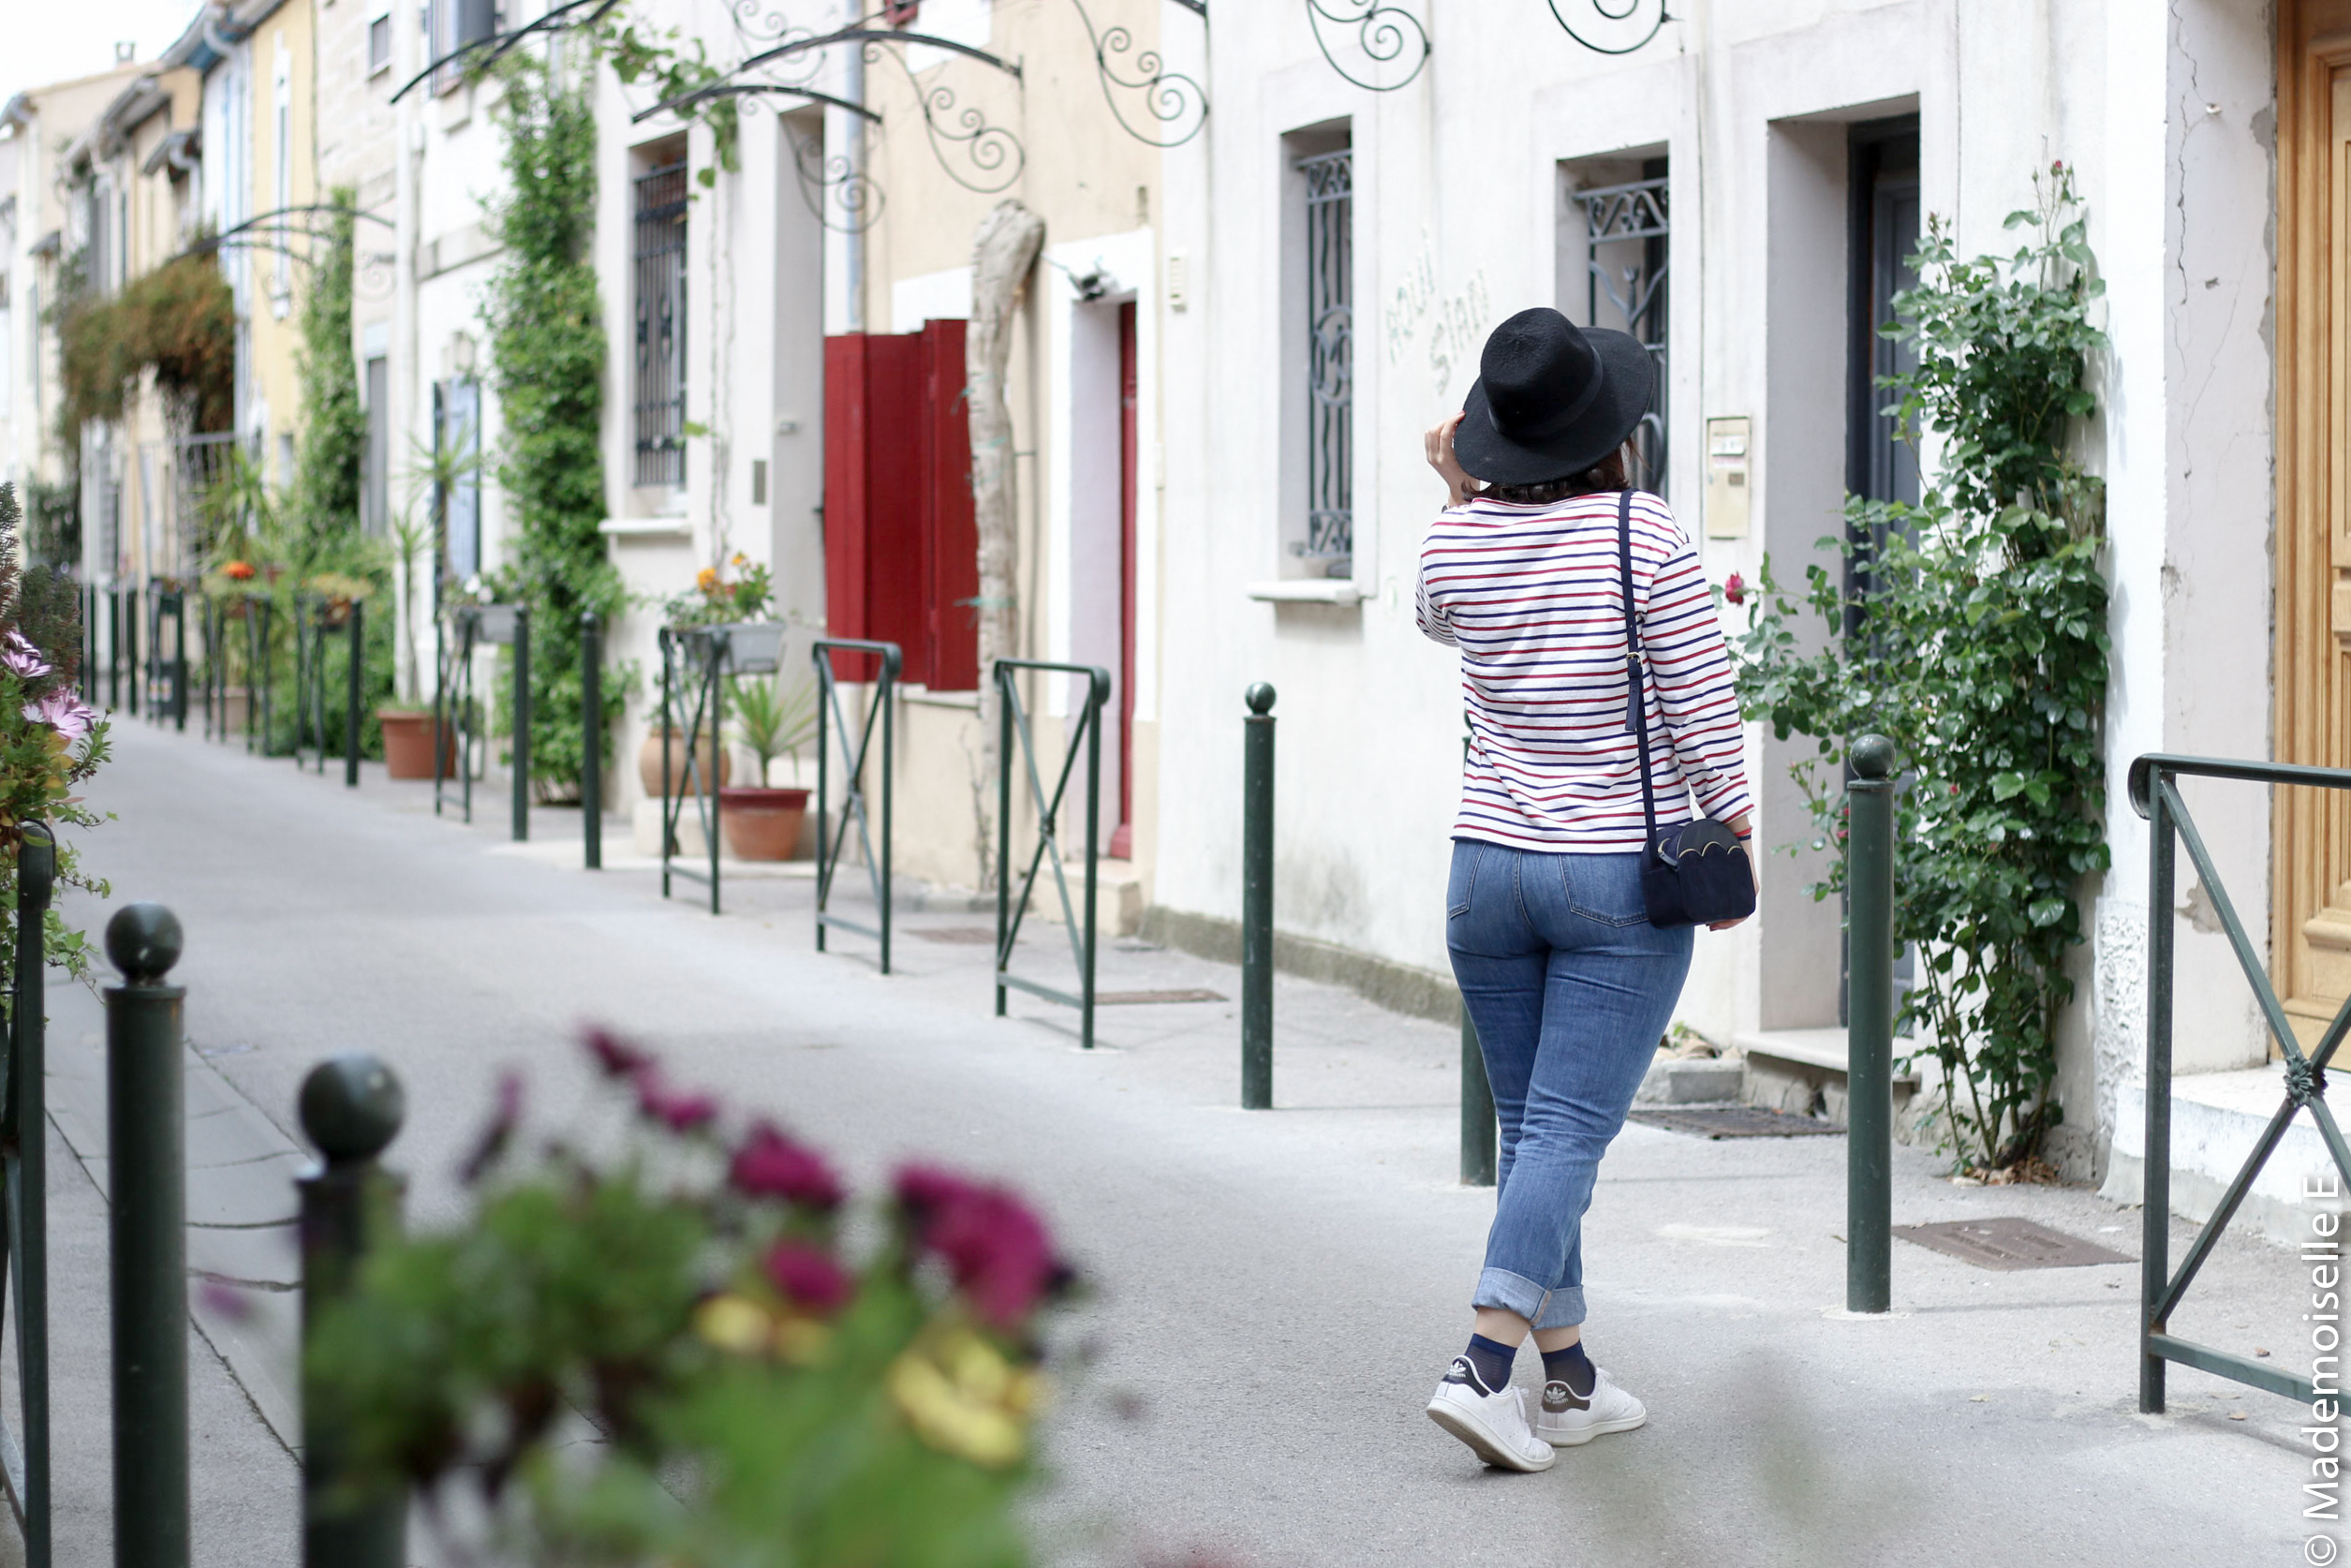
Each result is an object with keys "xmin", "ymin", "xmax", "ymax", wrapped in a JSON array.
[{"xmin": 1446, "ymin": 840, "xmax": 1693, "ymax": 1329}]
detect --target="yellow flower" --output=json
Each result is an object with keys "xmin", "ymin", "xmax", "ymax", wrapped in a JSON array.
[
  {"xmin": 774, "ymin": 1315, "xmax": 832, "ymax": 1366},
  {"xmin": 694, "ymin": 1293, "xmax": 774, "ymax": 1356},
  {"xmin": 731, "ymin": 553, "xmax": 747, "ymax": 567},
  {"xmin": 885, "ymin": 1327, "xmax": 1042, "ymax": 1469}
]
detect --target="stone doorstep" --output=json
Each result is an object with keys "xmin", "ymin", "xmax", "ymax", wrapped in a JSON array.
[
  {"xmin": 1731, "ymin": 1028, "xmax": 1925, "ymax": 1138},
  {"xmin": 1634, "ymin": 1055, "xmax": 1745, "ymax": 1106},
  {"xmin": 2103, "ymin": 1063, "xmax": 2343, "ymax": 1245},
  {"xmin": 1032, "ymin": 858, "xmax": 1146, "ymax": 939}
]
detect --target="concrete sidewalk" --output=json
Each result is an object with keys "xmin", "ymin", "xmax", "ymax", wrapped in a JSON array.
[{"xmin": 13, "ymin": 717, "xmax": 2330, "ymax": 1565}]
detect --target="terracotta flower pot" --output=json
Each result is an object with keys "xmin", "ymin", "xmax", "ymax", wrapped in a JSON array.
[
  {"xmin": 638, "ymin": 729, "xmax": 731, "ymax": 796},
  {"xmin": 379, "ymin": 709, "xmax": 456, "ymax": 779},
  {"xmin": 718, "ymin": 786, "xmax": 808, "ymax": 862}
]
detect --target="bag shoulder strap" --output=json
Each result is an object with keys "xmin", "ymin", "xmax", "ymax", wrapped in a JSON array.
[{"xmin": 1618, "ymin": 489, "xmax": 1660, "ymax": 844}]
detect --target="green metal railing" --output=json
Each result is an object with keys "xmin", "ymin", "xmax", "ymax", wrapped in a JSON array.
[
  {"xmin": 0, "ymin": 825, "xmax": 55, "ymax": 1564},
  {"xmin": 1845, "ymin": 734, "xmax": 1898, "ymax": 1313},
  {"xmin": 660, "ymin": 626, "xmax": 731, "ymax": 916},
  {"xmin": 812, "ymin": 639, "xmax": 900, "ymax": 973},
  {"xmin": 582, "ymin": 614, "xmax": 604, "ymax": 871},
  {"xmin": 2130, "ymin": 752, "xmax": 2351, "ymax": 1412},
  {"xmin": 994, "ymin": 659, "xmax": 1110, "ymax": 1050},
  {"xmin": 242, "ymin": 598, "xmax": 274, "ymax": 755}
]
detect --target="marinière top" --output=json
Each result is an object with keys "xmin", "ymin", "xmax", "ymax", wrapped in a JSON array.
[{"xmin": 1415, "ymin": 488, "xmax": 1753, "ymax": 853}]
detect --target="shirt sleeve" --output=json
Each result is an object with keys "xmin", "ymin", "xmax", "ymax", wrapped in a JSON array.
[
  {"xmin": 1636, "ymin": 503, "xmax": 1754, "ymax": 823},
  {"xmin": 1414, "ymin": 515, "xmax": 1460, "ymax": 647}
]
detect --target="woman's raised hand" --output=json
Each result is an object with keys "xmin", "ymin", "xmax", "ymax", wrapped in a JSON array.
[{"xmin": 1426, "ymin": 411, "xmax": 1477, "ymax": 509}]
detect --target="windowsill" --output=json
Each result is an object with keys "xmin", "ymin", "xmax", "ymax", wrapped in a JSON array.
[
  {"xmin": 598, "ymin": 517, "xmax": 691, "ymax": 540},
  {"xmin": 901, "ymin": 687, "xmax": 980, "ymax": 710},
  {"xmin": 1245, "ymin": 579, "xmax": 1365, "ymax": 605}
]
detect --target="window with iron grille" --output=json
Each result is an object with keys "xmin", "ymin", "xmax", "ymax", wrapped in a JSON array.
[
  {"xmin": 1573, "ymin": 165, "xmax": 1668, "ymax": 496},
  {"xmin": 1297, "ymin": 147, "xmax": 1353, "ymax": 567},
  {"xmin": 633, "ymin": 157, "xmax": 688, "ymax": 488}
]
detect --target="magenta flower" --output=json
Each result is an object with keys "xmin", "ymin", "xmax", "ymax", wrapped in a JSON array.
[
  {"xmin": 458, "ymin": 1071, "xmax": 525, "ymax": 1186},
  {"xmin": 763, "ymin": 1241, "xmax": 852, "ymax": 1315},
  {"xmin": 1, "ymin": 632, "xmax": 52, "ymax": 680},
  {"xmin": 583, "ymin": 1028, "xmax": 654, "ymax": 1080},
  {"xmin": 896, "ymin": 1162, "xmax": 1060, "ymax": 1326},
  {"xmin": 633, "ymin": 1072, "xmax": 717, "ymax": 1133},
  {"xmin": 1723, "ymin": 571, "xmax": 1747, "ymax": 607},
  {"xmin": 22, "ymin": 688, "xmax": 96, "ymax": 742},
  {"xmin": 730, "ymin": 1121, "xmax": 843, "ymax": 1209}
]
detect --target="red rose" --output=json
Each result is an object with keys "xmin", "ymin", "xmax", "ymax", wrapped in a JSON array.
[
  {"xmin": 1723, "ymin": 571, "xmax": 1747, "ymax": 606},
  {"xmin": 896, "ymin": 1162, "xmax": 1060, "ymax": 1326}
]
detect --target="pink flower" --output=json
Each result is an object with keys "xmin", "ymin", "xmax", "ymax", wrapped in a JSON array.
[
  {"xmin": 633, "ymin": 1071, "xmax": 717, "ymax": 1133},
  {"xmin": 583, "ymin": 1028, "xmax": 654, "ymax": 1080},
  {"xmin": 730, "ymin": 1121, "xmax": 843, "ymax": 1209},
  {"xmin": 1, "ymin": 632, "xmax": 52, "ymax": 680},
  {"xmin": 22, "ymin": 688, "xmax": 96, "ymax": 742},
  {"xmin": 895, "ymin": 1162, "xmax": 1060, "ymax": 1327},
  {"xmin": 1723, "ymin": 571, "xmax": 1747, "ymax": 607},
  {"xmin": 763, "ymin": 1242, "xmax": 852, "ymax": 1314},
  {"xmin": 458, "ymin": 1071, "xmax": 525, "ymax": 1186}
]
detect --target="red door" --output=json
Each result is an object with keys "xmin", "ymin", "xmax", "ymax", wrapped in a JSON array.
[{"xmin": 1110, "ymin": 302, "xmax": 1138, "ymax": 860}]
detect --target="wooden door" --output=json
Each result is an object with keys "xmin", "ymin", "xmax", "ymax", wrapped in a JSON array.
[{"xmin": 2278, "ymin": 5, "xmax": 2351, "ymax": 1048}]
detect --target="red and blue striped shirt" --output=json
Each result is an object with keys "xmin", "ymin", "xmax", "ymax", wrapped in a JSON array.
[{"xmin": 1416, "ymin": 489, "xmax": 1753, "ymax": 853}]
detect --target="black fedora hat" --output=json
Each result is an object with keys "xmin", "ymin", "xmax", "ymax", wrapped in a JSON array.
[{"xmin": 1454, "ymin": 307, "xmax": 1656, "ymax": 487}]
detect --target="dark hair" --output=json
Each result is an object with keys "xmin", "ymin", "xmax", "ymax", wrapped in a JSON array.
[{"xmin": 1476, "ymin": 442, "xmax": 1634, "ymax": 504}]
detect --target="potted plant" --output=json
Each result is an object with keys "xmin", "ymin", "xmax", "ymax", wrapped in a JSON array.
[
  {"xmin": 642, "ymin": 555, "xmax": 774, "ymax": 797},
  {"xmin": 298, "ymin": 1030, "xmax": 1072, "ymax": 1566},
  {"xmin": 376, "ymin": 511, "xmax": 452, "ymax": 779},
  {"xmin": 719, "ymin": 670, "xmax": 818, "ymax": 861}
]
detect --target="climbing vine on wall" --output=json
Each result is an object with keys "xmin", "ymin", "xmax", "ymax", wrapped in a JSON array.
[
  {"xmin": 1729, "ymin": 163, "xmax": 2111, "ymax": 1173},
  {"xmin": 289, "ymin": 191, "xmax": 367, "ymax": 546},
  {"xmin": 481, "ymin": 49, "xmax": 628, "ymax": 791}
]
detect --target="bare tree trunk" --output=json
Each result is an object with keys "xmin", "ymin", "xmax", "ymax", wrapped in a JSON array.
[{"xmin": 967, "ymin": 199, "xmax": 1044, "ymax": 889}]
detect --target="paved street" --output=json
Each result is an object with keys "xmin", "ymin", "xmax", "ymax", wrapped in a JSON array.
[{"xmin": 22, "ymin": 717, "xmax": 2324, "ymax": 1566}]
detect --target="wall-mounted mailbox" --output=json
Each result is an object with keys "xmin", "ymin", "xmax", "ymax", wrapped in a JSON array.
[{"xmin": 1705, "ymin": 416, "xmax": 1752, "ymax": 539}]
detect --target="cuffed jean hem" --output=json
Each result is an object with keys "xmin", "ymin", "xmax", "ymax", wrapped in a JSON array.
[{"xmin": 1473, "ymin": 1266, "xmax": 1587, "ymax": 1331}]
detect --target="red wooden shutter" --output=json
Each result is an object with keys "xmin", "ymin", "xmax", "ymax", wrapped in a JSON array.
[
  {"xmin": 821, "ymin": 334, "xmax": 870, "ymax": 669},
  {"xmin": 921, "ymin": 319, "xmax": 978, "ymax": 690}
]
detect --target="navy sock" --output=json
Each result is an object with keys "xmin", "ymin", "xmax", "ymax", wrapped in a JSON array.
[
  {"xmin": 1457, "ymin": 1334, "xmax": 1517, "ymax": 1396},
  {"xmin": 1542, "ymin": 1340, "xmax": 1595, "ymax": 1398}
]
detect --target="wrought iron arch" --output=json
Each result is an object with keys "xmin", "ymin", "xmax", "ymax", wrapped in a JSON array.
[
  {"xmin": 1071, "ymin": 0, "xmax": 1207, "ymax": 148},
  {"xmin": 871, "ymin": 41, "xmax": 1026, "ymax": 196},
  {"xmin": 1546, "ymin": 0, "xmax": 1670, "ymax": 55},
  {"xmin": 789, "ymin": 129, "xmax": 886, "ymax": 236},
  {"xmin": 389, "ymin": 0, "xmax": 622, "ymax": 103},
  {"xmin": 1306, "ymin": 0, "xmax": 1428, "ymax": 93}
]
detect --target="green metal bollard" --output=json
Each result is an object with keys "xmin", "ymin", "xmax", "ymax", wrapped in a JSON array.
[
  {"xmin": 9, "ymin": 825, "xmax": 55, "ymax": 1567},
  {"xmin": 511, "ymin": 607, "xmax": 531, "ymax": 844},
  {"xmin": 581, "ymin": 614, "xmax": 602, "ymax": 871},
  {"xmin": 344, "ymin": 601, "xmax": 363, "ymax": 788},
  {"xmin": 1460, "ymin": 1005, "xmax": 1496, "ymax": 1187},
  {"xmin": 297, "ymin": 1055, "xmax": 407, "ymax": 1568},
  {"xmin": 1241, "ymin": 684, "xmax": 1276, "ymax": 1109},
  {"xmin": 105, "ymin": 903, "xmax": 188, "ymax": 1568},
  {"xmin": 1845, "ymin": 733, "xmax": 1898, "ymax": 1313}
]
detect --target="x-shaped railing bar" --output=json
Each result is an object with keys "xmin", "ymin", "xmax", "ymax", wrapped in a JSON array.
[
  {"xmin": 812, "ymin": 640, "xmax": 899, "ymax": 973},
  {"xmin": 660, "ymin": 629, "xmax": 731, "ymax": 915},
  {"xmin": 434, "ymin": 612, "xmax": 481, "ymax": 822},
  {"xmin": 2130, "ymin": 752, "xmax": 2351, "ymax": 1411},
  {"xmin": 994, "ymin": 659, "xmax": 1110, "ymax": 1049}
]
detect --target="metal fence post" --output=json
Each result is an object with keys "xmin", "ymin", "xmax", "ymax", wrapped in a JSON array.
[
  {"xmin": 1461, "ymin": 1006, "xmax": 1496, "ymax": 1187},
  {"xmin": 296, "ymin": 1055, "xmax": 407, "ymax": 1568},
  {"xmin": 2140, "ymin": 771, "xmax": 2176, "ymax": 1414},
  {"xmin": 171, "ymin": 595, "xmax": 187, "ymax": 732},
  {"xmin": 1241, "ymin": 684, "xmax": 1276, "ymax": 1110},
  {"xmin": 995, "ymin": 667, "xmax": 1011, "ymax": 1021},
  {"xmin": 7, "ymin": 824, "xmax": 55, "ymax": 1566},
  {"xmin": 1846, "ymin": 733, "xmax": 1897, "ymax": 1313},
  {"xmin": 581, "ymin": 614, "xmax": 601, "ymax": 870},
  {"xmin": 344, "ymin": 601, "xmax": 363, "ymax": 788},
  {"xmin": 511, "ymin": 607, "xmax": 531, "ymax": 843},
  {"xmin": 104, "ymin": 903, "xmax": 188, "ymax": 1568}
]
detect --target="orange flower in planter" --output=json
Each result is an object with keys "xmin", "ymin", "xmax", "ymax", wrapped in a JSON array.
[{"xmin": 223, "ymin": 560, "xmax": 257, "ymax": 582}]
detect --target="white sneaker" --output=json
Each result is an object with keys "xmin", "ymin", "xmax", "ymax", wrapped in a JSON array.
[
  {"xmin": 1532, "ymin": 1365, "xmax": 1648, "ymax": 1446},
  {"xmin": 1425, "ymin": 1358, "xmax": 1557, "ymax": 1472}
]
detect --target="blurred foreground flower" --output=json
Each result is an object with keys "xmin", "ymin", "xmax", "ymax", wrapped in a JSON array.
[{"xmin": 305, "ymin": 1027, "xmax": 1071, "ymax": 1568}]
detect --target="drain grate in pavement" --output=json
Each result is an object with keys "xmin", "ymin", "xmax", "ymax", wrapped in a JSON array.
[
  {"xmin": 1897, "ymin": 1217, "xmax": 2133, "ymax": 1272},
  {"xmin": 911, "ymin": 927, "xmax": 998, "ymax": 944},
  {"xmin": 1095, "ymin": 988, "xmax": 1226, "ymax": 1006},
  {"xmin": 1627, "ymin": 1105, "xmax": 1844, "ymax": 1139}
]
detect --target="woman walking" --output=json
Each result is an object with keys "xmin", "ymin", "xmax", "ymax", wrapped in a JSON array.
[{"xmin": 1417, "ymin": 307, "xmax": 1754, "ymax": 1472}]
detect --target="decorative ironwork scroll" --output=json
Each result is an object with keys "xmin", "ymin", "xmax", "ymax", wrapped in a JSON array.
[
  {"xmin": 875, "ymin": 42, "xmax": 1026, "ymax": 195},
  {"xmin": 389, "ymin": 0, "xmax": 622, "ymax": 103},
  {"xmin": 1546, "ymin": 0, "xmax": 1669, "ymax": 55},
  {"xmin": 790, "ymin": 131, "xmax": 886, "ymax": 235},
  {"xmin": 1300, "ymin": 148, "xmax": 1353, "ymax": 565},
  {"xmin": 1070, "ymin": 0, "xmax": 1207, "ymax": 148},
  {"xmin": 1576, "ymin": 173, "xmax": 1668, "ymax": 495},
  {"xmin": 1306, "ymin": 0, "xmax": 1428, "ymax": 93},
  {"xmin": 630, "ymin": 81, "xmax": 879, "ymax": 127},
  {"xmin": 633, "ymin": 159, "xmax": 689, "ymax": 488}
]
